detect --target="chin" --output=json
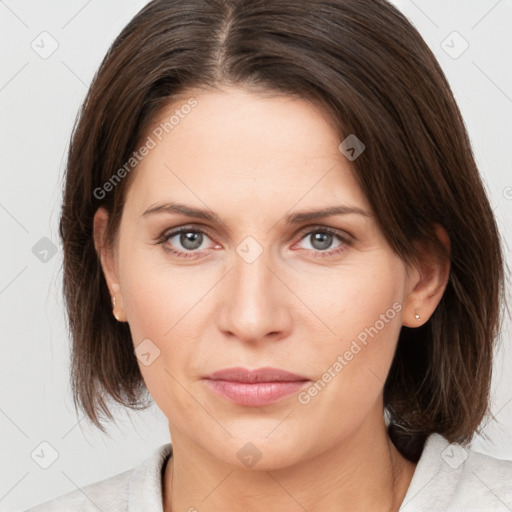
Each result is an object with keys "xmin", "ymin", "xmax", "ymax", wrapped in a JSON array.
[{"xmin": 200, "ymin": 428, "xmax": 314, "ymax": 471}]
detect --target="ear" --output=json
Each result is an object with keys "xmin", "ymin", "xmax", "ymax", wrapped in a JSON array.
[
  {"xmin": 93, "ymin": 207, "xmax": 127, "ymax": 322},
  {"xmin": 402, "ymin": 224, "xmax": 450, "ymax": 327}
]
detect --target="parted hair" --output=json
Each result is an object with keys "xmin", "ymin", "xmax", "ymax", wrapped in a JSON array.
[{"xmin": 59, "ymin": 0, "xmax": 506, "ymax": 461}]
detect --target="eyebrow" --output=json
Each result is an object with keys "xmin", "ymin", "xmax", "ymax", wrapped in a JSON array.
[
  {"xmin": 285, "ymin": 205, "xmax": 371, "ymax": 223},
  {"xmin": 142, "ymin": 202, "xmax": 223, "ymax": 222},
  {"xmin": 141, "ymin": 201, "xmax": 371, "ymax": 227}
]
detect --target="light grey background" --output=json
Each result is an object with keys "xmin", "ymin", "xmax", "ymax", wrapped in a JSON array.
[{"xmin": 1, "ymin": 1, "xmax": 511, "ymax": 511}]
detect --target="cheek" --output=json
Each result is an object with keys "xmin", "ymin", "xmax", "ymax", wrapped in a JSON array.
[
  {"xmin": 118, "ymin": 261, "xmax": 203, "ymax": 420},
  {"xmin": 118, "ymin": 232, "xmax": 207, "ymax": 342},
  {"xmin": 293, "ymin": 257, "xmax": 405, "ymax": 418},
  {"xmin": 116, "ymin": 239, "xmax": 215, "ymax": 394},
  {"xmin": 294, "ymin": 255, "xmax": 405, "ymax": 349}
]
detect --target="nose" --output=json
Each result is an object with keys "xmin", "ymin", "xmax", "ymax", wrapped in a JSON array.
[{"xmin": 216, "ymin": 246, "xmax": 293, "ymax": 344}]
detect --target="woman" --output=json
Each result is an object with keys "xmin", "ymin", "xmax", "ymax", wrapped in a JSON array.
[{"xmin": 26, "ymin": 0, "xmax": 511, "ymax": 510}]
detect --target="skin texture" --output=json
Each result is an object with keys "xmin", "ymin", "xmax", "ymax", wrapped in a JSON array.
[{"xmin": 94, "ymin": 86, "xmax": 450, "ymax": 512}]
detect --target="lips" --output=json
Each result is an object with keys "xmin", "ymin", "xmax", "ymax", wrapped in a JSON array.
[
  {"xmin": 203, "ymin": 366, "xmax": 310, "ymax": 407},
  {"xmin": 205, "ymin": 366, "xmax": 309, "ymax": 383}
]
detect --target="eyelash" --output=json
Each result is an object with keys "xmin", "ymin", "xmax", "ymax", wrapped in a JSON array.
[{"xmin": 156, "ymin": 225, "xmax": 352, "ymax": 260}]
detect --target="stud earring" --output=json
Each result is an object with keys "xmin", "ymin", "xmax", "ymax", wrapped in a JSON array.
[
  {"xmin": 111, "ymin": 295, "xmax": 116, "ymax": 308},
  {"xmin": 415, "ymin": 313, "xmax": 421, "ymax": 320}
]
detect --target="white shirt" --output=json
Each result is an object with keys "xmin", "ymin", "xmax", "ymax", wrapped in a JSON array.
[{"xmin": 24, "ymin": 433, "xmax": 512, "ymax": 511}]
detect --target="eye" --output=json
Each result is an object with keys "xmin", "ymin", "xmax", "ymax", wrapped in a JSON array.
[
  {"xmin": 292, "ymin": 227, "xmax": 351, "ymax": 257},
  {"xmin": 158, "ymin": 227, "xmax": 217, "ymax": 258}
]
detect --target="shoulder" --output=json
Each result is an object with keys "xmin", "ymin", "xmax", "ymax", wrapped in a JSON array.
[
  {"xmin": 24, "ymin": 443, "xmax": 173, "ymax": 512},
  {"xmin": 23, "ymin": 468, "xmax": 133, "ymax": 512},
  {"xmin": 400, "ymin": 433, "xmax": 512, "ymax": 512}
]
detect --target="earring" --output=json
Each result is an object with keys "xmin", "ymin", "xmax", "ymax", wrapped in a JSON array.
[{"xmin": 415, "ymin": 313, "xmax": 421, "ymax": 320}]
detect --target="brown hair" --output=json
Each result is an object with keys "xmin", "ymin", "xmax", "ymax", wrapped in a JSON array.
[{"xmin": 59, "ymin": 0, "xmax": 507, "ymax": 462}]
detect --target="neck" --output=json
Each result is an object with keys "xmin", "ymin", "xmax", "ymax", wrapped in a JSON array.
[{"xmin": 163, "ymin": 416, "xmax": 417, "ymax": 512}]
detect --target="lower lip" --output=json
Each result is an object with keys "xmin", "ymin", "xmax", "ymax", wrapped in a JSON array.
[{"xmin": 203, "ymin": 379, "xmax": 309, "ymax": 407}]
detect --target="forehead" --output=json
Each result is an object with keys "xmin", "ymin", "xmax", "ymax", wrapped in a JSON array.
[{"xmin": 124, "ymin": 86, "xmax": 370, "ymax": 216}]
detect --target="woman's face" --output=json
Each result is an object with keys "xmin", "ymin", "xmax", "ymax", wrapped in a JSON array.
[{"xmin": 99, "ymin": 86, "xmax": 421, "ymax": 469}]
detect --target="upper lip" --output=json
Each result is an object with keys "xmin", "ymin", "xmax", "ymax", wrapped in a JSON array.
[{"xmin": 204, "ymin": 366, "xmax": 310, "ymax": 383}]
